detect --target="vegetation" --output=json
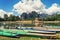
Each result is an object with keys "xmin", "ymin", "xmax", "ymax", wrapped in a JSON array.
[
  {"xmin": 0, "ymin": 11, "xmax": 38, "ymax": 21},
  {"xmin": 0, "ymin": 36, "xmax": 49, "ymax": 40},
  {"xmin": 0, "ymin": 11, "xmax": 60, "ymax": 21},
  {"xmin": 44, "ymin": 14, "xmax": 60, "ymax": 21},
  {"xmin": 0, "ymin": 14, "xmax": 21, "ymax": 21}
]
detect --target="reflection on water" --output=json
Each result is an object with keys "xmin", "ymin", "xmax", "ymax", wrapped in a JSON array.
[
  {"xmin": 0, "ymin": 22, "xmax": 60, "ymax": 29},
  {"xmin": 45, "ymin": 26, "xmax": 60, "ymax": 28},
  {"xmin": 45, "ymin": 23, "xmax": 60, "ymax": 28},
  {"xmin": 0, "ymin": 22, "xmax": 35, "ymax": 29}
]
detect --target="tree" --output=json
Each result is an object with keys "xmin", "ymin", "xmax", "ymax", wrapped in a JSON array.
[
  {"xmin": 4, "ymin": 14, "xmax": 8, "ymax": 21},
  {"xmin": 15, "ymin": 16, "xmax": 20, "ymax": 21},
  {"xmin": 8, "ymin": 14, "xmax": 20, "ymax": 21},
  {"xmin": 8, "ymin": 14, "xmax": 15, "ymax": 21},
  {"xmin": 44, "ymin": 14, "xmax": 60, "ymax": 21},
  {"xmin": 0, "ymin": 17, "xmax": 4, "ymax": 21}
]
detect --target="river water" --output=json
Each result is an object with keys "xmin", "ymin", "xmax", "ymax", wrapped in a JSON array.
[
  {"xmin": 0, "ymin": 22, "xmax": 60, "ymax": 29},
  {"xmin": 45, "ymin": 26, "xmax": 60, "ymax": 28}
]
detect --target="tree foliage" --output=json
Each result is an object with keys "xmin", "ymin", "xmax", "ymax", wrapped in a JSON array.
[
  {"xmin": 0, "ymin": 11, "xmax": 60, "ymax": 21},
  {"xmin": 0, "ymin": 14, "xmax": 20, "ymax": 21}
]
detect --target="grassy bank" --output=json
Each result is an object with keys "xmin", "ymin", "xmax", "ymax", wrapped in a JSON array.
[{"xmin": 0, "ymin": 36, "xmax": 55, "ymax": 40}]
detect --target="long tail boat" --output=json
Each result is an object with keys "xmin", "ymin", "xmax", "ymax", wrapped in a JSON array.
[{"xmin": 0, "ymin": 30, "xmax": 20, "ymax": 38}]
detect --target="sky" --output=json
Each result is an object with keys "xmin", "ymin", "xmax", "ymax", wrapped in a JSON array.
[
  {"xmin": 41, "ymin": 0, "xmax": 60, "ymax": 8},
  {"xmin": 0, "ymin": 0, "xmax": 20, "ymax": 12},
  {"xmin": 0, "ymin": 0, "xmax": 60, "ymax": 18}
]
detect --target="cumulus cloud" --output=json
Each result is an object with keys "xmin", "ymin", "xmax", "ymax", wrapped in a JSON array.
[
  {"xmin": 46, "ymin": 3, "xmax": 60, "ymax": 15},
  {"xmin": 0, "ymin": 9, "xmax": 13, "ymax": 18},
  {"xmin": 13, "ymin": 0, "xmax": 46, "ymax": 14},
  {"xmin": 0, "ymin": 10, "xmax": 6, "ymax": 18},
  {"xmin": 13, "ymin": 0, "xmax": 60, "ymax": 15}
]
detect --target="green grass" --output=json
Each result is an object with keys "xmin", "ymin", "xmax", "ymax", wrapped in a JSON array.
[
  {"xmin": 0, "ymin": 36, "xmax": 60, "ymax": 40},
  {"xmin": 0, "ymin": 36, "xmax": 50, "ymax": 40}
]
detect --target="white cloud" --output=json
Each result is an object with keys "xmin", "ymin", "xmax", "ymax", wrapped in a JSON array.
[
  {"xmin": 0, "ymin": 9, "xmax": 13, "ymax": 18},
  {"xmin": 13, "ymin": 0, "xmax": 60, "ymax": 15},
  {"xmin": 0, "ymin": 10, "xmax": 6, "ymax": 18},
  {"xmin": 13, "ymin": 0, "xmax": 46, "ymax": 14},
  {"xmin": 46, "ymin": 3, "xmax": 60, "ymax": 15}
]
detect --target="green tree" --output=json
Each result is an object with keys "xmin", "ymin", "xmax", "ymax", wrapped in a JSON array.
[
  {"xmin": 4, "ymin": 14, "xmax": 8, "ymax": 21},
  {"xmin": 16, "ymin": 16, "xmax": 20, "ymax": 21},
  {"xmin": 45, "ymin": 14, "xmax": 60, "ymax": 21},
  {"xmin": 8, "ymin": 14, "xmax": 20, "ymax": 21},
  {"xmin": 0, "ymin": 17, "xmax": 4, "ymax": 21},
  {"xmin": 8, "ymin": 14, "xmax": 14, "ymax": 21}
]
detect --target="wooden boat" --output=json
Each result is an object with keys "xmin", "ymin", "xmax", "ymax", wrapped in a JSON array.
[
  {"xmin": 16, "ymin": 27, "xmax": 56, "ymax": 34},
  {"xmin": 33, "ymin": 27, "xmax": 60, "ymax": 32},
  {"xmin": 0, "ymin": 29, "xmax": 58, "ymax": 38},
  {"xmin": 29, "ymin": 30, "xmax": 56, "ymax": 34},
  {"xmin": 26, "ymin": 33, "xmax": 56, "ymax": 37}
]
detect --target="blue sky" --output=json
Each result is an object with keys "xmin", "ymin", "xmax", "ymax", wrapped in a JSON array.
[
  {"xmin": 0, "ymin": 0, "xmax": 60, "ymax": 15},
  {"xmin": 0, "ymin": 0, "xmax": 20, "ymax": 12},
  {"xmin": 41, "ymin": 0, "xmax": 60, "ymax": 8}
]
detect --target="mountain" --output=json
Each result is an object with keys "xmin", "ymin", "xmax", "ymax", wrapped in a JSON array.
[{"xmin": 38, "ymin": 13, "xmax": 49, "ymax": 18}]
